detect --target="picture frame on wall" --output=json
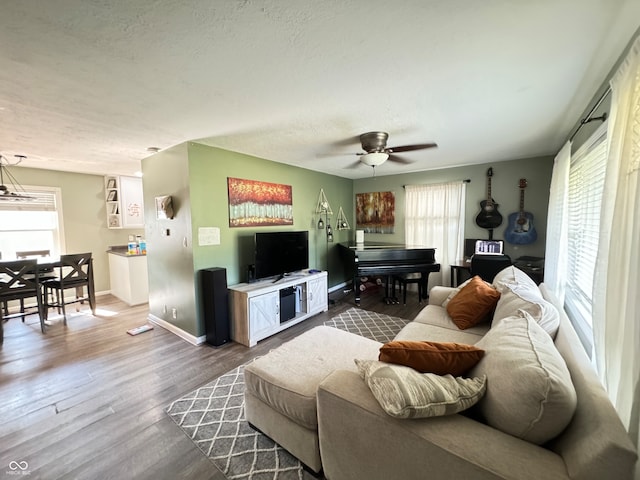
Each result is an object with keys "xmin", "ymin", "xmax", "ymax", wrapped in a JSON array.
[
  {"xmin": 227, "ymin": 177, "xmax": 293, "ymax": 227},
  {"xmin": 355, "ymin": 191, "xmax": 395, "ymax": 233}
]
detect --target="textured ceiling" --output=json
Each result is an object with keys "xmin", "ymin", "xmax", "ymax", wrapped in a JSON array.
[{"xmin": 1, "ymin": 0, "xmax": 639, "ymax": 179}]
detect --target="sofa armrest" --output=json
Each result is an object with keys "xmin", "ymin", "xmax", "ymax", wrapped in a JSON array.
[
  {"xmin": 428, "ymin": 286, "xmax": 456, "ymax": 306},
  {"xmin": 317, "ymin": 370, "xmax": 570, "ymax": 480}
]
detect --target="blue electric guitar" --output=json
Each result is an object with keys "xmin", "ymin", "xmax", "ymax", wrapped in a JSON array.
[{"xmin": 505, "ymin": 178, "xmax": 537, "ymax": 244}]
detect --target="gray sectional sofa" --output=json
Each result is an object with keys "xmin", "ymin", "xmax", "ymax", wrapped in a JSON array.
[{"xmin": 316, "ymin": 267, "xmax": 637, "ymax": 480}]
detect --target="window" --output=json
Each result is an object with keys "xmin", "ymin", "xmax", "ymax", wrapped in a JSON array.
[
  {"xmin": 405, "ymin": 181, "xmax": 466, "ymax": 287},
  {"xmin": 0, "ymin": 186, "xmax": 64, "ymax": 260},
  {"xmin": 564, "ymin": 123, "xmax": 607, "ymax": 352}
]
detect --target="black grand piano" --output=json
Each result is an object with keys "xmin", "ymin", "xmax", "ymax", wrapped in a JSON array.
[{"xmin": 338, "ymin": 242, "xmax": 440, "ymax": 306}]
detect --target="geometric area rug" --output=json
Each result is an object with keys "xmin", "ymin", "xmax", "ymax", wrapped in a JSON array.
[{"xmin": 165, "ymin": 307, "xmax": 409, "ymax": 479}]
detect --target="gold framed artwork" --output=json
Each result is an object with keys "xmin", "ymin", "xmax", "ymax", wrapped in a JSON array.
[
  {"xmin": 355, "ymin": 191, "xmax": 395, "ymax": 233},
  {"xmin": 227, "ymin": 177, "xmax": 293, "ymax": 227}
]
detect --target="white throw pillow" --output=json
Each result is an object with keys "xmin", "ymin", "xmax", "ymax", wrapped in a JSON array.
[
  {"xmin": 355, "ymin": 359, "xmax": 486, "ymax": 419},
  {"xmin": 470, "ymin": 311, "xmax": 577, "ymax": 444},
  {"xmin": 492, "ymin": 266, "xmax": 560, "ymax": 338}
]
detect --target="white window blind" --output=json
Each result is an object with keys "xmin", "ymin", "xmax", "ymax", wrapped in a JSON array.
[
  {"xmin": 0, "ymin": 187, "xmax": 64, "ymax": 259},
  {"xmin": 565, "ymin": 124, "xmax": 607, "ymax": 349},
  {"xmin": 0, "ymin": 190, "xmax": 57, "ymax": 211}
]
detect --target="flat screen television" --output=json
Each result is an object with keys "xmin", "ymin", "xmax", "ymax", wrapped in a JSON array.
[{"xmin": 254, "ymin": 231, "xmax": 309, "ymax": 280}]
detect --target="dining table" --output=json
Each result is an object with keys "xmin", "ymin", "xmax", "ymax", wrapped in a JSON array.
[{"xmin": 2, "ymin": 255, "xmax": 94, "ymax": 338}]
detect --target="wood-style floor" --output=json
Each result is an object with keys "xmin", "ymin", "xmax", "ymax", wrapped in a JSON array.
[{"xmin": 0, "ymin": 286, "xmax": 426, "ymax": 480}]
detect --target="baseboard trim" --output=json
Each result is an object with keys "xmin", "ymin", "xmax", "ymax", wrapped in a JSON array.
[
  {"xmin": 148, "ymin": 313, "xmax": 207, "ymax": 346},
  {"xmin": 328, "ymin": 280, "xmax": 349, "ymax": 293}
]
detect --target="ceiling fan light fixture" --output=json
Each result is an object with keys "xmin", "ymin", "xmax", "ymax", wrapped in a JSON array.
[{"xmin": 360, "ymin": 152, "xmax": 389, "ymax": 166}]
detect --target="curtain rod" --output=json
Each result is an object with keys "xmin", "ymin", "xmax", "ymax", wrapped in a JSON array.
[
  {"xmin": 568, "ymin": 86, "xmax": 612, "ymax": 142},
  {"xmin": 403, "ymin": 179, "xmax": 470, "ymax": 189}
]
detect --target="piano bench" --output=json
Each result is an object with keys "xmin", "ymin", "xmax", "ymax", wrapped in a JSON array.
[{"xmin": 392, "ymin": 273, "xmax": 425, "ymax": 305}]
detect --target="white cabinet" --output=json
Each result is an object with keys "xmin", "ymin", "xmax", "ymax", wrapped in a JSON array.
[
  {"xmin": 307, "ymin": 276, "xmax": 327, "ymax": 314},
  {"xmin": 108, "ymin": 252, "xmax": 149, "ymax": 306},
  {"xmin": 248, "ymin": 291, "xmax": 280, "ymax": 338},
  {"xmin": 229, "ymin": 270, "xmax": 328, "ymax": 347},
  {"xmin": 105, "ymin": 175, "xmax": 145, "ymax": 229}
]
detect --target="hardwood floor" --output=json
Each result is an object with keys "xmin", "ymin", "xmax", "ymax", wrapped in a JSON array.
[{"xmin": 0, "ymin": 286, "xmax": 426, "ymax": 480}]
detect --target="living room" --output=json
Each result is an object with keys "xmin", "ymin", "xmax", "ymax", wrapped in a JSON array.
[{"xmin": 2, "ymin": 2, "xmax": 639, "ymax": 479}]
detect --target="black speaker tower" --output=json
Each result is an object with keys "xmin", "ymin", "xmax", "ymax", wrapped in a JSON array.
[{"xmin": 200, "ymin": 267, "xmax": 230, "ymax": 347}]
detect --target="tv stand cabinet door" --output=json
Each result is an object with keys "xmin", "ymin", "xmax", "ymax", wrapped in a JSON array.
[
  {"xmin": 307, "ymin": 276, "xmax": 328, "ymax": 314},
  {"xmin": 249, "ymin": 291, "xmax": 280, "ymax": 342}
]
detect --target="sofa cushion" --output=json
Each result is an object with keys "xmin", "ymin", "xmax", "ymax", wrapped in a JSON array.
[
  {"xmin": 492, "ymin": 266, "xmax": 560, "ymax": 337},
  {"xmin": 470, "ymin": 311, "xmax": 577, "ymax": 445},
  {"xmin": 355, "ymin": 359, "xmax": 487, "ymax": 419},
  {"xmin": 446, "ymin": 276, "xmax": 501, "ymax": 329},
  {"xmin": 394, "ymin": 318, "xmax": 487, "ymax": 345},
  {"xmin": 412, "ymin": 305, "xmax": 491, "ymax": 338},
  {"xmin": 379, "ymin": 340, "xmax": 484, "ymax": 376}
]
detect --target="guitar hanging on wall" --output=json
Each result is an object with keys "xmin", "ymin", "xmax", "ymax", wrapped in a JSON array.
[
  {"xmin": 504, "ymin": 178, "xmax": 537, "ymax": 245},
  {"xmin": 475, "ymin": 167, "xmax": 503, "ymax": 237}
]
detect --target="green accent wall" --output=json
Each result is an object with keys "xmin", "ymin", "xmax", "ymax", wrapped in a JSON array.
[
  {"xmin": 142, "ymin": 142, "xmax": 353, "ymax": 338},
  {"xmin": 140, "ymin": 143, "xmax": 194, "ymax": 334}
]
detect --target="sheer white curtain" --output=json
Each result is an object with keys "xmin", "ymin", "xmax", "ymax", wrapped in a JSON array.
[
  {"xmin": 544, "ymin": 141, "xmax": 571, "ymax": 304},
  {"xmin": 592, "ymin": 35, "xmax": 640, "ymax": 452},
  {"xmin": 405, "ymin": 182, "xmax": 466, "ymax": 288}
]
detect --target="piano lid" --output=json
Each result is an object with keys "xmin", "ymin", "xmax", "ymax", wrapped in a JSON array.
[{"xmin": 340, "ymin": 241, "xmax": 434, "ymax": 251}]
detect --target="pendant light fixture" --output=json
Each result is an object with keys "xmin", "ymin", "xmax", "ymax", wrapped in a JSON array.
[{"xmin": 0, "ymin": 154, "xmax": 35, "ymax": 202}]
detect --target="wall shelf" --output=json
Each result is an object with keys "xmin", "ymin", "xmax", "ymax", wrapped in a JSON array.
[{"xmin": 105, "ymin": 175, "xmax": 145, "ymax": 229}]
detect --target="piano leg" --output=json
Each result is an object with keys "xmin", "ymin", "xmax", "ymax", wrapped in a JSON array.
[
  {"xmin": 384, "ymin": 276, "xmax": 399, "ymax": 305},
  {"xmin": 353, "ymin": 275, "xmax": 399, "ymax": 306},
  {"xmin": 420, "ymin": 272, "xmax": 434, "ymax": 301}
]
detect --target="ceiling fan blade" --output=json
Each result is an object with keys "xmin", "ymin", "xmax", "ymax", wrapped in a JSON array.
[
  {"xmin": 387, "ymin": 142, "xmax": 438, "ymax": 153},
  {"xmin": 387, "ymin": 154, "xmax": 414, "ymax": 164},
  {"xmin": 316, "ymin": 152, "xmax": 360, "ymax": 158},
  {"xmin": 328, "ymin": 135, "xmax": 363, "ymax": 148},
  {"xmin": 345, "ymin": 159, "xmax": 363, "ymax": 169}
]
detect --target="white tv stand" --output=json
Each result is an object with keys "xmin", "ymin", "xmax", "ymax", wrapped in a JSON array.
[{"xmin": 228, "ymin": 270, "xmax": 328, "ymax": 347}]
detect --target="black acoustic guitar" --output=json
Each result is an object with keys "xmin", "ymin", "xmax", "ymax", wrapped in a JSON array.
[{"xmin": 475, "ymin": 167, "xmax": 503, "ymax": 230}]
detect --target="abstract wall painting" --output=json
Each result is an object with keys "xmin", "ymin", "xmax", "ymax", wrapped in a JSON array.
[
  {"xmin": 355, "ymin": 191, "xmax": 395, "ymax": 233},
  {"xmin": 227, "ymin": 177, "xmax": 293, "ymax": 227}
]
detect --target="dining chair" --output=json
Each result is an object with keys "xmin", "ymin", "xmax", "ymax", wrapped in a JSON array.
[
  {"xmin": 16, "ymin": 249, "xmax": 57, "ymax": 307},
  {"xmin": 43, "ymin": 252, "xmax": 95, "ymax": 324},
  {"xmin": 0, "ymin": 259, "xmax": 45, "ymax": 343}
]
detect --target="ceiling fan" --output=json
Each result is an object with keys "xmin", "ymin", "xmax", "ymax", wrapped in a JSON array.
[{"xmin": 325, "ymin": 131, "xmax": 437, "ymax": 169}]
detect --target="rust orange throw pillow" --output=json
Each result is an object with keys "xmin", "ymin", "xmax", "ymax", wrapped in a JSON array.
[
  {"xmin": 379, "ymin": 340, "xmax": 485, "ymax": 376},
  {"xmin": 446, "ymin": 275, "xmax": 501, "ymax": 329}
]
